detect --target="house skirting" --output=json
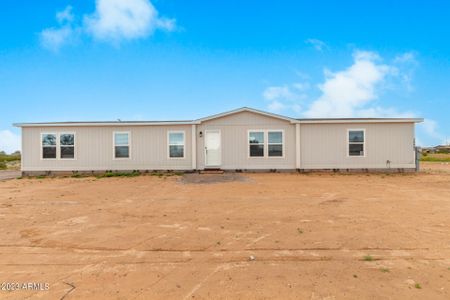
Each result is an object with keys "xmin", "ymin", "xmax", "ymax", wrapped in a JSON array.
[{"xmin": 21, "ymin": 168, "xmax": 417, "ymax": 177}]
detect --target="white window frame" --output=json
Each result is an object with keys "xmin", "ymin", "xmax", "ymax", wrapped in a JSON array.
[
  {"xmin": 347, "ymin": 128, "xmax": 366, "ymax": 157},
  {"xmin": 248, "ymin": 130, "xmax": 285, "ymax": 158},
  {"xmin": 168, "ymin": 130, "xmax": 186, "ymax": 159},
  {"xmin": 248, "ymin": 130, "xmax": 265, "ymax": 158},
  {"xmin": 267, "ymin": 130, "xmax": 285, "ymax": 158},
  {"xmin": 59, "ymin": 132, "xmax": 76, "ymax": 160},
  {"xmin": 113, "ymin": 131, "xmax": 131, "ymax": 160},
  {"xmin": 41, "ymin": 132, "xmax": 58, "ymax": 160}
]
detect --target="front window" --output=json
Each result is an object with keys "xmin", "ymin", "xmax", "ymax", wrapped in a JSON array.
[
  {"xmin": 114, "ymin": 132, "xmax": 130, "ymax": 158},
  {"xmin": 168, "ymin": 131, "xmax": 185, "ymax": 158},
  {"xmin": 60, "ymin": 133, "xmax": 75, "ymax": 159},
  {"xmin": 42, "ymin": 133, "xmax": 57, "ymax": 159},
  {"xmin": 348, "ymin": 130, "xmax": 365, "ymax": 156},
  {"xmin": 268, "ymin": 131, "xmax": 283, "ymax": 157},
  {"xmin": 249, "ymin": 131, "xmax": 264, "ymax": 157}
]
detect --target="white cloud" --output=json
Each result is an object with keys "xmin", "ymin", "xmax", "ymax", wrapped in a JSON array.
[
  {"xmin": 353, "ymin": 50, "xmax": 381, "ymax": 61},
  {"xmin": 305, "ymin": 38, "xmax": 328, "ymax": 52},
  {"xmin": 56, "ymin": 5, "xmax": 74, "ymax": 23},
  {"xmin": 40, "ymin": 26, "xmax": 74, "ymax": 52},
  {"xmin": 263, "ymin": 86, "xmax": 293, "ymax": 113},
  {"xmin": 294, "ymin": 70, "xmax": 311, "ymax": 80},
  {"xmin": 393, "ymin": 52, "xmax": 418, "ymax": 92},
  {"xmin": 40, "ymin": 5, "xmax": 79, "ymax": 52},
  {"xmin": 155, "ymin": 17, "xmax": 177, "ymax": 32},
  {"xmin": 263, "ymin": 83, "xmax": 307, "ymax": 113},
  {"xmin": 394, "ymin": 52, "xmax": 417, "ymax": 64},
  {"xmin": 304, "ymin": 50, "xmax": 393, "ymax": 118},
  {"xmin": 0, "ymin": 130, "xmax": 21, "ymax": 154},
  {"xmin": 261, "ymin": 50, "xmax": 446, "ymax": 145},
  {"xmin": 267, "ymin": 100, "xmax": 286, "ymax": 112},
  {"xmin": 84, "ymin": 0, "xmax": 175, "ymax": 42},
  {"xmin": 355, "ymin": 106, "xmax": 415, "ymax": 118},
  {"xmin": 292, "ymin": 82, "xmax": 310, "ymax": 91},
  {"xmin": 263, "ymin": 86, "xmax": 294, "ymax": 101},
  {"xmin": 40, "ymin": 0, "xmax": 176, "ymax": 51},
  {"xmin": 418, "ymin": 119, "xmax": 446, "ymax": 145}
]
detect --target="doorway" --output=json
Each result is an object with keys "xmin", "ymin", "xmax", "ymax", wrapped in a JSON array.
[{"xmin": 205, "ymin": 130, "xmax": 221, "ymax": 167}]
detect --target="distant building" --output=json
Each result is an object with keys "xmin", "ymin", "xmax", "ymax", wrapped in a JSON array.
[
  {"xmin": 421, "ymin": 145, "xmax": 450, "ymax": 154},
  {"xmin": 435, "ymin": 145, "xmax": 450, "ymax": 152}
]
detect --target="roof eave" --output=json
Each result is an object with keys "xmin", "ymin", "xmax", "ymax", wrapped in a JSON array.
[
  {"xmin": 293, "ymin": 118, "xmax": 424, "ymax": 124},
  {"xmin": 195, "ymin": 107, "xmax": 297, "ymax": 123},
  {"xmin": 13, "ymin": 121, "xmax": 196, "ymax": 127}
]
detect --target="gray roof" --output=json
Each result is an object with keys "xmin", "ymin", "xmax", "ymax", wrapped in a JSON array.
[
  {"xmin": 13, "ymin": 107, "xmax": 423, "ymax": 127},
  {"xmin": 295, "ymin": 117, "xmax": 420, "ymax": 121}
]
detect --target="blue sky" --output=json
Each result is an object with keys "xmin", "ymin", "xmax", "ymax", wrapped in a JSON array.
[{"xmin": 1, "ymin": 0, "xmax": 450, "ymax": 152}]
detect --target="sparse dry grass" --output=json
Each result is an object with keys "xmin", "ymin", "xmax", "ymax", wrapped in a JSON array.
[{"xmin": 421, "ymin": 153, "xmax": 450, "ymax": 162}]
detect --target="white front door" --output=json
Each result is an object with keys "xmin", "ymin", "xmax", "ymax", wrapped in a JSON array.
[{"xmin": 205, "ymin": 130, "xmax": 221, "ymax": 167}]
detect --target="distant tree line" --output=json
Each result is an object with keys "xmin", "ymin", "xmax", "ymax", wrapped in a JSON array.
[{"xmin": 0, "ymin": 151, "xmax": 21, "ymax": 170}]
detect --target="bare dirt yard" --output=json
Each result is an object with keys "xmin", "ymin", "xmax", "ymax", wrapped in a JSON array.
[{"xmin": 1, "ymin": 162, "xmax": 450, "ymax": 299}]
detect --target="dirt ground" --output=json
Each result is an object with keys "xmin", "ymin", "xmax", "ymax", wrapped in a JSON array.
[
  {"xmin": 1, "ymin": 162, "xmax": 450, "ymax": 299},
  {"xmin": 0, "ymin": 171, "xmax": 21, "ymax": 181}
]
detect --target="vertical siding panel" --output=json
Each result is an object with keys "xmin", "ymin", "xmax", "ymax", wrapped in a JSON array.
[
  {"xmin": 21, "ymin": 115, "xmax": 416, "ymax": 172},
  {"xmin": 22, "ymin": 125, "xmax": 192, "ymax": 171},
  {"xmin": 300, "ymin": 123, "xmax": 415, "ymax": 169},
  {"xmin": 197, "ymin": 111, "xmax": 296, "ymax": 170}
]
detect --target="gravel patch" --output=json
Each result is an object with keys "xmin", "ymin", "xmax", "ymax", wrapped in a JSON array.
[
  {"xmin": 179, "ymin": 173, "xmax": 250, "ymax": 184},
  {"xmin": 0, "ymin": 170, "xmax": 21, "ymax": 181}
]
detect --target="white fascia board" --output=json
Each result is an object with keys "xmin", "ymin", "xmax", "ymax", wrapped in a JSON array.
[
  {"xmin": 293, "ymin": 118, "xmax": 424, "ymax": 124},
  {"xmin": 195, "ymin": 107, "xmax": 296, "ymax": 123},
  {"xmin": 13, "ymin": 121, "xmax": 195, "ymax": 127}
]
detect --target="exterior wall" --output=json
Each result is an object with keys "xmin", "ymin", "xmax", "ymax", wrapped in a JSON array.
[
  {"xmin": 20, "ymin": 112, "xmax": 417, "ymax": 172},
  {"xmin": 299, "ymin": 122, "xmax": 416, "ymax": 169},
  {"xmin": 21, "ymin": 125, "xmax": 193, "ymax": 171},
  {"xmin": 196, "ymin": 111, "xmax": 296, "ymax": 170}
]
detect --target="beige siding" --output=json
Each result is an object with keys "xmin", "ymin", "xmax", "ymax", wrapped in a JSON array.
[
  {"xmin": 22, "ymin": 125, "xmax": 192, "ymax": 171},
  {"xmin": 20, "ymin": 111, "xmax": 417, "ymax": 172},
  {"xmin": 300, "ymin": 123, "xmax": 416, "ymax": 169},
  {"xmin": 197, "ymin": 111, "xmax": 296, "ymax": 170}
]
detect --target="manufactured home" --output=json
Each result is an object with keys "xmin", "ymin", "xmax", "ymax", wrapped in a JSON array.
[{"xmin": 14, "ymin": 107, "xmax": 423, "ymax": 175}]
